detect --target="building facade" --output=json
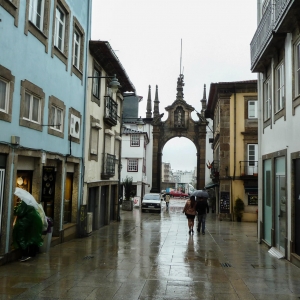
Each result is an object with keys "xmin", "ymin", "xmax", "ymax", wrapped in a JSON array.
[
  {"xmin": 0, "ymin": 0, "xmax": 91, "ymax": 262},
  {"xmin": 206, "ymin": 81, "xmax": 258, "ymax": 221},
  {"xmin": 83, "ymin": 41, "xmax": 135, "ymax": 231},
  {"xmin": 250, "ymin": 0, "xmax": 300, "ymax": 264}
]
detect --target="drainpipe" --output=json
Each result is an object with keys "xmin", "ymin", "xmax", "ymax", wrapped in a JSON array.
[
  {"xmin": 5, "ymin": 147, "xmax": 15, "ymax": 253},
  {"xmin": 233, "ymin": 85, "xmax": 236, "ymax": 181},
  {"xmin": 78, "ymin": 0, "xmax": 91, "ymax": 232}
]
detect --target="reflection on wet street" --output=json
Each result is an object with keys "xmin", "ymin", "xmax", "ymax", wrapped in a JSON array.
[{"xmin": 1, "ymin": 199, "xmax": 300, "ymax": 299}]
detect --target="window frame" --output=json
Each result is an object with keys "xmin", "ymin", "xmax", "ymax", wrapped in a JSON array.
[
  {"xmin": 29, "ymin": 0, "xmax": 44, "ymax": 31},
  {"xmin": 48, "ymin": 95, "xmax": 65, "ymax": 138},
  {"xmin": 264, "ymin": 77, "xmax": 271, "ymax": 121},
  {"xmin": 0, "ymin": 0, "xmax": 20, "ymax": 27},
  {"xmin": 93, "ymin": 68, "xmax": 100, "ymax": 99},
  {"xmin": 71, "ymin": 17, "xmax": 85, "ymax": 80},
  {"xmin": 23, "ymin": 92, "xmax": 41, "ymax": 124},
  {"xmin": 0, "ymin": 78, "xmax": 10, "ymax": 114},
  {"xmin": 248, "ymin": 100, "xmax": 258, "ymax": 119},
  {"xmin": 25, "ymin": 0, "xmax": 50, "ymax": 52},
  {"xmin": 275, "ymin": 62, "xmax": 285, "ymax": 113},
  {"xmin": 296, "ymin": 42, "xmax": 300, "ymax": 97},
  {"xmin": 51, "ymin": 0, "xmax": 70, "ymax": 67},
  {"xmin": 20, "ymin": 80, "xmax": 45, "ymax": 131},
  {"xmin": 130, "ymin": 134, "xmax": 140, "ymax": 147},
  {"xmin": 0, "ymin": 65, "xmax": 14, "ymax": 123},
  {"xmin": 128, "ymin": 159, "xmax": 138, "ymax": 172}
]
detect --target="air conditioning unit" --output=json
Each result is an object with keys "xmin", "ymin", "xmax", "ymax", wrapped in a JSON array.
[
  {"xmin": 70, "ymin": 114, "xmax": 80, "ymax": 139},
  {"xmin": 87, "ymin": 212, "xmax": 93, "ymax": 235}
]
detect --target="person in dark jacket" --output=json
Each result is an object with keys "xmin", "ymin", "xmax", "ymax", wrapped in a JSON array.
[{"xmin": 195, "ymin": 197, "xmax": 209, "ymax": 235}]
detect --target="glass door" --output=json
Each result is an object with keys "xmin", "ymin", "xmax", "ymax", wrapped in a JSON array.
[
  {"xmin": 263, "ymin": 159, "xmax": 272, "ymax": 245},
  {"xmin": 275, "ymin": 157, "xmax": 286, "ymax": 254}
]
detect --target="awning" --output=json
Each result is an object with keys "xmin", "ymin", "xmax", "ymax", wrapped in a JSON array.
[{"xmin": 204, "ymin": 182, "xmax": 219, "ymax": 190}]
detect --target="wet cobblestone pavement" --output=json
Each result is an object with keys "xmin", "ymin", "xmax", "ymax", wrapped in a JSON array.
[{"xmin": 1, "ymin": 199, "xmax": 300, "ymax": 299}]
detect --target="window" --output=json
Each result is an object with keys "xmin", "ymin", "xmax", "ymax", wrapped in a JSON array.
[
  {"xmin": 131, "ymin": 134, "xmax": 140, "ymax": 147},
  {"xmin": 54, "ymin": 5, "xmax": 65, "ymax": 52},
  {"xmin": 29, "ymin": 0, "xmax": 44, "ymax": 30},
  {"xmin": 247, "ymin": 144, "xmax": 258, "ymax": 175},
  {"xmin": 50, "ymin": 105, "xmax": 62, "ymax": 131},
  {"xmin": 275, "ymin": 63, "xmax": 285, "ymax": 112},
  {"xmin": 128, "ymin": 159, "xmax": 138, "ymax": 172},
  {"xmin": 90, "ymin": 128, "xmax": 99, "ymax": 155},
  {"xmin": 48, "ymin": 96, "xmax": 65, "ymax": 138},
  {"xmin": 71, "ymin": 17, "xmax": 85, "ymax": 79},
  {"xmin": 264, "ymin": 78, "xmax": 271, "ymax": 120},
  {"xmin": 93, "ymin": 69, "xmax": 100, "ymax": 98},
  {"xmin": 73, "ymin": 31, "xmax": 80, "ymax": 68},
  {"xmin": 52, "ymin": 0, "xmax": 70, "ymax": 65},
  {"xmin": 20, "ymin": 80, "xmax": 45, "ymax": 131},
  {"xmin": 0, "ymin": 65, "xmax": 14, "ymax": 122},
  {"xmin": 24, "ymin": 92, "xmax": 41, "ymax": 123},
  {"xmin": 248, "ymin": 101, "xmax": 257, "ymax": 118},
  {"xmin": 296, "ymin": 43, "xmax": 300, "ymax": 96},
  {"xmin": 0, "ymin": 78, "xmax": 9, "ymax": 113}
]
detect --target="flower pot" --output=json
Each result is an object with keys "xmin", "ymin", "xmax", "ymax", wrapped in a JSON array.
[
  {"xmin": 122, "ymin": 200, "xmax": 133, "ymax": 211},
  {"xmin": 236, "ymin": 216, "xmax": 242, "ymax": 222}
]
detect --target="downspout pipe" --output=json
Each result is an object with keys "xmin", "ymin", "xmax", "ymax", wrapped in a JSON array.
[{"xmin": 79, "ymin": 0, "xmax": 91, "ymax": 209}]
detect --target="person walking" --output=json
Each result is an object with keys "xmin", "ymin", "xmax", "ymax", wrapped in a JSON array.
[
  {"xmin": 182, "ymin": 196, "xmax": 196, "ymax": 234},
  {"xmin": 165, "ymin": 193, "xmax": 170, "ymax": 210},
  {"xmin": 195, "ymin": 197, "xmax": 209, "ymax": 235}
]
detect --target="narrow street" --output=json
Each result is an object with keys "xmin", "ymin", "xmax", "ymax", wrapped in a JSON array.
[{"xmin": 1, "ymin": 199, "xmax": 300, "ymax": 300}]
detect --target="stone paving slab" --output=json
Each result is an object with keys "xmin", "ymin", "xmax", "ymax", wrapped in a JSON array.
[{"xmin": 1, "ymin": 199, "xmax": 300, "ymax": 299}]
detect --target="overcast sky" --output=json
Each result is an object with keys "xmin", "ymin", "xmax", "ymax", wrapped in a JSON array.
[{"xmin": 91, "ymin": 0, "xmax": 257, "ymax": 171}]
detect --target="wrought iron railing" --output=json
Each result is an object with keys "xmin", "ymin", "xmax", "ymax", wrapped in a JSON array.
[
  {"xmin": 104, "ymin": 96, "xmax": 118, "ymax": 125},
  {"xmin": 239, "ymin": 161, "xmax": 258, "ymax": 176},
  {"xmin": 103, "ymin": 153, "xmax": 116, "ymax": 176},
  {"xmin": 251, "ymin": 0, "xmax": 292, "ymax": 69},
  {"xmin": 250, "ymin": 0, "xmax": 273, "ymax": 67}
]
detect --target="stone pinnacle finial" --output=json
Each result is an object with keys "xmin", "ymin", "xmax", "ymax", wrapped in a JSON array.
[
  {"xmin": 201, "ymin": 84, "xmax": 207, "ymax": 114},
  {"xmin": 146, "ymin": 85, "xmax": 152, "ymax": 118},
  {"xmin": 176, "ymin": 74, "xmax": 185, "ymax": 101},
  {"xmin": 153, "ymin": 85, "xmax": 160, "ymax": 118}
]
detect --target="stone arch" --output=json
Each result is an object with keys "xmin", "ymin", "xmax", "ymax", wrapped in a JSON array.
[{"xmin": 150, "ymin": 75, "xmax": 207, "ymax": 193}]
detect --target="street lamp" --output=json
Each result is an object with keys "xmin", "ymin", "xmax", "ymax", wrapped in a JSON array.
[{"xmin": 88, "ymin": 73, "xmax": 121, "ymax": 94}]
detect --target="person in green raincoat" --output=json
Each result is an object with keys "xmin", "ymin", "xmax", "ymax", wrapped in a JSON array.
[{"xmin": 13, "ymin": 200, "xmax": 43, "ymax": 262}]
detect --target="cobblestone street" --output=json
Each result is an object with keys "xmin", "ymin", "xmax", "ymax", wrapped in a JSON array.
[{"xmin": 1, "ymin": 199, "xmax": 300, "ymax": 299}]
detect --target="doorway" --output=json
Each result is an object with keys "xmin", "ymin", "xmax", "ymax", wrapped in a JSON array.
[
  {"xmin": 100, "ymin": 186, "xmax": 108, "ymax": 228},
  {"xmin": 64, "ymin": 173, "xmax": 73, "ymax": 224},
  {"xmin": 294, "ymin": 159, "xmax": 300, "ymax": 255},
  {"xmin": 275, "ymin": 157, "xmax": 286, "ymax": 255}
]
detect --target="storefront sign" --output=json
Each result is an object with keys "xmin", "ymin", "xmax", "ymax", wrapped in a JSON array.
[
  {"xmin": 248, "ymin": 194, "xmax": 258, "ymax": 205},
  {"xmin": 42, "ymin": 167, "xmax": 55, "ymax": 202}
]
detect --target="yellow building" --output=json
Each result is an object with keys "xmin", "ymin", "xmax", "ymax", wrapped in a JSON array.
[{"xmin": 206, "ymin": 81, "xmax": 258, "ymax": 222}]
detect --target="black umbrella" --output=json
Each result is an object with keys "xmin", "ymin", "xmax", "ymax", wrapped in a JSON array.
[{"xmin": 191, "ymin": 190, "xmax": 209, "ymax": 198}]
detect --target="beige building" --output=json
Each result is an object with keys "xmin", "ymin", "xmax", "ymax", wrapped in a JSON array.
[
  {"xmin": 206, "ymin": 81, "xmax": 258, "ymax": 222},
  {"xmin": 83, "ymin": 41, "xmax": 135, "ymax": 232}
]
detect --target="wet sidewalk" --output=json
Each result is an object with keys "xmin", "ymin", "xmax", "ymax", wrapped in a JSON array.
[{"xmin": 1, "ymin": 199, "xmax": 300, "ymax": 299}]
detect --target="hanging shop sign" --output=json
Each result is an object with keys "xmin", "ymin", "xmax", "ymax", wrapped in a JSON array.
[{"xmin": 42, "ymin": 167, "xmax": 55, "ymax": 202}]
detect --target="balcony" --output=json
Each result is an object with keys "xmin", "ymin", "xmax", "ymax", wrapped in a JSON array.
[
  {"xmin": 104, "ymin": 96, "xmax": 118, "ymax": 126},
  {"xmin": 250, "ymin": 0, "xmax": 299, "ymax": 72},
  {"xmin": 210, "ymin": 160, "xmax": 219, "ymax": 182},
  {"xmin": 101, "ymin": 153, "xmax": 116, "ymax": 179},
  {"xmin": 239, "ymin": 161, "xmax": 258, "ymax": 177}
]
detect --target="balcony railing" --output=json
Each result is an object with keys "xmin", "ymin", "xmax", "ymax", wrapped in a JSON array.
[
  {"xmin": 104, "ymin": 96, "xmax": 118, "ymax": 126},
  {"xmin": 250, "ymin": 0, "xmax": 273, "ymax": 68},
  {"xmin": 239, "ymin": 161, "xmax": 258, "ymax": 177},
  {"xmin": 101, "ymin": 153, "xmax": 116, "ymax": 179},
  {"xmin": 250, "ymin": 0, "xmax": 293, "ymax": 70}
]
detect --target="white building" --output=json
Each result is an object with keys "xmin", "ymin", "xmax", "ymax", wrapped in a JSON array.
[{"xmin": 250, "ymin": 0, "xmax": 300, "ymax": 265}]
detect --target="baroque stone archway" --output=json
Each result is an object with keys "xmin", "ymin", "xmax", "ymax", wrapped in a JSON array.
[{"xmin": 150, "ymin": 74, "xmax": 208, "ymax": 193}]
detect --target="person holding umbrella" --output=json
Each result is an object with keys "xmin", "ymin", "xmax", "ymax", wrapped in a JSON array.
[
  {"xmin": 182, "ymin": 195, "xmax": 197, "ymax": 234},
  {"xmin": 191, "ymin": 190, "xmax": 209, "ymax": 235}
]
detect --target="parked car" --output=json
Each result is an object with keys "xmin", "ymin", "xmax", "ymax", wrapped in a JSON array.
[
  {"xmin": 141, "ymin": 193, "xmax": 161, "ymax": 213},
  {"xmin": 170, "ymin": 190, "xmax": 189, "ymax": 198}
]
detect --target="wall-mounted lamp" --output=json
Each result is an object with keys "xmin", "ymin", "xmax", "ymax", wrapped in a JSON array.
[{"xmin": 88, "ymin": 73, "xmax": 121, "ymax": 94}]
